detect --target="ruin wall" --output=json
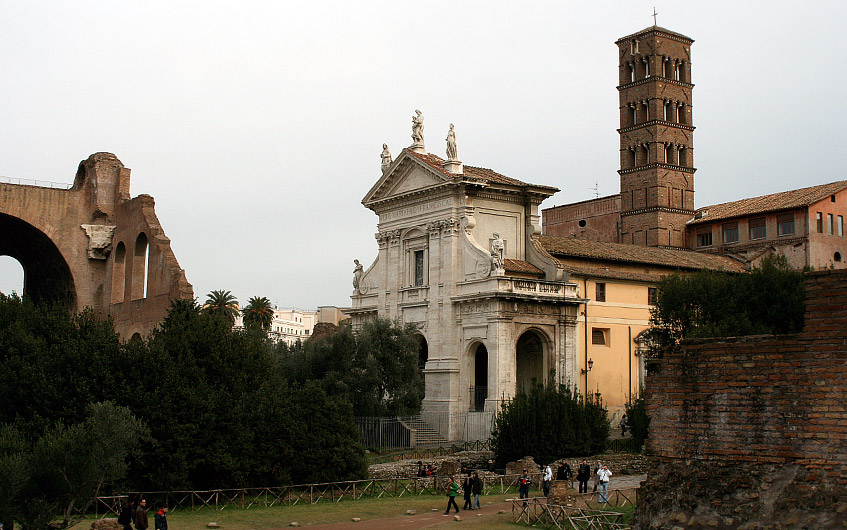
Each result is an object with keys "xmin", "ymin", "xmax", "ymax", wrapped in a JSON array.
[{"xmin": 634, "ymin": 269, "xmax": 847, "ymax": 529}]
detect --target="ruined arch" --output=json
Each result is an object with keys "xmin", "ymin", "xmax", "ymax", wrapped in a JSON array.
[{"xmin": 0, "ymin": 213, "xmax": 76, "ymax": 309}]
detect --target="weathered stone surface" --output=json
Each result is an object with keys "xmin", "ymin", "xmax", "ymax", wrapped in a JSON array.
[
  {"xmin": 91, "ymin": 518, "xmax": 122, "ymax": 530},
  {"xmin": 0, "ymin": 153, "xmax": 193, "ymax": 340},
  {"xmin": 206, "ymin": 523, "xmax": 219, "ymax": 528},
  {"xmin": 405, "ymin": 510, "xmax": 416, "ymax": 515},
  {"xmin": 351, "ymin": 517, "xmax": 361, "ymax": 522}
]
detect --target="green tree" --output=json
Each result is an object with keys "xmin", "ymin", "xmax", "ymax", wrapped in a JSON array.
[
  {"xmin": 491, "ymin": 383, "xmax": 609, "ymax": 466},
  {"xmin": 242, "ymin": 296, "xmax": 274, "ymax": 331},
  {"xmin": 646, "ymin": 255, "xmax": 805, "ymax": 356},
  {"xmin": 279, "ymin": 318, "xmax": 424, "ymax": 417},
  {"xmin": 2, "ymin": 402, "xmax": 148, "ymax": 530},
  {"xmin": 625, "ymin": 393, "xmax": 650, "ymax": 450},
  {"xmin": 202, "ymin": 289, "xmax": 239, "ymax": 324}
]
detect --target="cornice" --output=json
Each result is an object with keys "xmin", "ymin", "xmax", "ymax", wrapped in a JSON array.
[
  {"xmin": 618, "ymin": 120, "xmax": 695, "ymax": 134},
  {"xmin": 617, "ymin": 77, "xmax": 694, "ymax": 91},
  {"xmin": 621, "ymin": 206, "xmax": 695, "ymax": 217},
  {"xmin": 618, "ymin": 162, "xmax": 697, "ymax": 175}
]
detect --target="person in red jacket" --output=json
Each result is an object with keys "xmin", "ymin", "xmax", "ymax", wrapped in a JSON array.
[{"xmin": 154, "ymin": 505, "xmax": 168, "ymax": 530}]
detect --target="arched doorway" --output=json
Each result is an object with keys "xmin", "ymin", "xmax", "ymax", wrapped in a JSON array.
[
  {"xmin": 417, "ymin": 334, "xmax": 428, "ymax": 398},
  {"xmin": 516, "ymin": 330, "xmax": 545, "ymax": 394},
  {"xmin": 0, "ymin": 213, "xmax": 76, "ymax": 309},
  {"xmin": 471, "ymin": 343, "xmax": 488, "ymax": 411}
]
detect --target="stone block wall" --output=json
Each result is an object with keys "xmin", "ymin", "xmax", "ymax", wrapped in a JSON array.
[{"xmin": 634, "ymin": 269, "xmax": 847, "ymax": 529}]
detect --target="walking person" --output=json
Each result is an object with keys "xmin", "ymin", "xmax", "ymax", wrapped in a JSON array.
[
  {"xmin": 472, "ymin": 471, "xmax": 482, "ymax": 509},
  {"xmin": 134, "ymin": 499, "xmax": 148, "ymax": 530},
  {"xmin": 118, "ymin": 498, "xmax": 135, "ymax": 530},
  {"xmin": 577, "ymin": 460, "xmax": 590, "ymax": 494},
  {"xmin": 519, "ymin": 469, "xmax": 532, "ymax": 503},
  {"xmin": 542, "ymin": 463, "xmax": 553, "ymax": 497},
  {"xmin": 443, "ymin": 476, "xmax": 460, "ymax": 515},
  {"xmin": 462, "ymin": 472, "xmax": 473, "ymax": 510},
  {"xmin": 597, "ymin": 465, "xmax": 613, "ymax": 504},
  {"xmin": 153, "ymin": 505, "xmax": 168, "ymax": 530}
]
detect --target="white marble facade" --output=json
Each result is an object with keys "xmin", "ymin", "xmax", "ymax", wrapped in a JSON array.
[{"xmin": 351, "ymin": 145, "xmax": 582, "ymax": 440}]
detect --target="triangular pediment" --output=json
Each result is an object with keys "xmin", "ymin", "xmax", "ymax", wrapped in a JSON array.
[{"xmin": 362, "ymin": 149, "xmax": 452, "ymax": 207}]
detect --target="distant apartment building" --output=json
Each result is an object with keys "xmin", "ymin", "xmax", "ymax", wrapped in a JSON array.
[{"xmin": 268, "ymin": 308, "xmax": 317, "ymax": 346}]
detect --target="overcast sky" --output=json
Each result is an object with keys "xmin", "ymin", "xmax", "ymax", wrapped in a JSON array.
[{"xmin": 1, "ymin": 0, "xmax": 845, "ymax": 309}]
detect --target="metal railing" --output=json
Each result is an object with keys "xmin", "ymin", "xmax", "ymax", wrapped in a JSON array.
[
  {"xmin": 468, "ymin": 385, "xmax": 488, "ymax": 412},
  {"xmin": 367, "ymin": 439, "xmax": 492, "ymax": 464},
  {"xmin": 0, "ymin": 176, "xmax": 73, "ymax": 189},
  {"xmin": 511, "ymin": 497, "xmax": 630, "ymax": 529}
]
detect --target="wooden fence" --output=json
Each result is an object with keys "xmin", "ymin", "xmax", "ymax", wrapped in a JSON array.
[
  {"xmin": 94, "ymin": 473, "xmax": 538, "ymax": 516},
  {"xmin": 511, "ymin": 497, "xmax": 632, "ymax": 529}
]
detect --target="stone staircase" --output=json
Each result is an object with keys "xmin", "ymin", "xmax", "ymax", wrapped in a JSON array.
[{"xmin": 401, "ymin": 415, "xmax": 448, "ymax": 447}]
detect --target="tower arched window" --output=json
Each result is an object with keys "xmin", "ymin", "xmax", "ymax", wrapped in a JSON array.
[
  {"xmin": 642, "ymin": 57, "xmax": 650, "ymax": 78},
  {"xmin": 630, "ymin": 146, "xmax": 637, "ymax": 168},
  {"xmin": 678, "ymin": 103, "xmax": 687, "ymax": 125},
  {"xmin": 665, "ymin": 143, "xmax": 675, "ymax": 165},
  {"xmin": 629, "ymin": 63, "xmax": 635, "ymax": 83},
  {"xmin": 631, "ymin": 39, "xmax": 639, "ymax": 55},
  {"xmin": 679, "ymin": 146, "xmax": 688, "ymax": 167}
]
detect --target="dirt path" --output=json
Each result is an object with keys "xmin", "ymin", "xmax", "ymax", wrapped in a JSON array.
[
  {"xmin": 295, "ymin": 498, "xmax": 513, "ymax": 530},
  {"xmin": 287, "ymin": 474, "xmax": 646, "ymax": 529}
]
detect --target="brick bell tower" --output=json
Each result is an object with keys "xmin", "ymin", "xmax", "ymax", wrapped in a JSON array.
[{"xmin": 616, "ymin": 26, "xmax": 695, "ymax": 248}]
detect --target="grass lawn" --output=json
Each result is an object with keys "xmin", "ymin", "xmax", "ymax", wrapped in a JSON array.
[
  {"xmin": 88, "ymin": 494, "xmax": 518, "ymax": 529},
  {"xmin": 81, "ymin": 493, "xmax": 633, "ymax": 529}
]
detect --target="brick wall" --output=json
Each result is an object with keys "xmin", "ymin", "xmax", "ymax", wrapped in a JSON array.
[{"xmin": 634, "ymin": 269, "xmax": 847, "ymax": 529}]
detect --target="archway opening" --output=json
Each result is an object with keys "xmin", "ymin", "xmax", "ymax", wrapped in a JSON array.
[
  {"xmin": 417, "ymin": 334, "xmax": 428, "ymax": 398},
  {"xmin": 516, "ymin": 331, "xmax": 544, "ymax": 395},
  {"xmin": 471, "ymin": 343, "xmax": 488, "ymax": 412},
  {"xmin": 132, "ymin": 233, "xmax": 148, "ymax": 300},
  {"xmin": 0, "ymin": 255, "xmax": 24, "ymax": 296},
  {"xmin": 0, "ymin": 213, "xmax": 76, "ymax": 309}
]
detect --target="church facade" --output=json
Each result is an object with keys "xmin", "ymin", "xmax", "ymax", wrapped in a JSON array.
[{"xmin": 350, "ymin": 107, "xmax": 743, "ymax": 440}]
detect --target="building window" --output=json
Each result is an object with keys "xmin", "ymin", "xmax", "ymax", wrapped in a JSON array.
[
  {"xmin": 648, "ymin": 287, "xmax": 658, "ymax": 305},
  {"xmin": 722, "ymin": 223, "xmax": 739, "ymax": 244},
  {"xmin": 777, "ymin": 214, "xmax": 795, "ymax": 236},
  {"xmin": 832, "ymin": 195, "xmax": 837, "ymax": 203},
  {"xmin": 836, "ymin": 252, "xmax": 842, "ymax": 262},
  {"xmin": 828, "ymin": 214, "xmax": 834, "ymax": 235},
  {"xmin": 414, "ymin": 250, "xmax": 425, "ymax": 286},
  {"xmin": 697, "ymin": 230, "xmax": 713, "ymax": 247},
  {"xmin": 595, "ymin": 282, "xmax": 606, "ymax": 302},
  {"xmin": 631, "ymin": 39, "xmax": 639, "ymax": 55},
  {"xmin": 591, "ymin": 328, "xmax": 609, "ymax": 346},
  {"xmin": 839, "ymin": 215, "xmax": 844, "ymax": 237},
  {"xmin": 817, "ymin": 212, "xmax": 823, "ymax": 233},
  {"xmin": 749, "ymin": 217, "xmax": 766, "ymax": 240}
]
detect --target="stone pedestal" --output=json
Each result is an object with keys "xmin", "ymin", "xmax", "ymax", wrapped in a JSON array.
[
  {"xmin": 548, "ymin": 481, "xmax": 575, "ymax": 506},
  {"xmin": 442, "ymin": 159, "xmax": 463, "ymax": 174}
]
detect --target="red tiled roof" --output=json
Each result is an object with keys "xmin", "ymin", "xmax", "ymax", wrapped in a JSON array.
[
  {"xmin": 405, "ymin": 149, "xmax": 558, "ymax": 192},
  {"xmin": 537, "ymin": 235, "xmax": 745, "ymax": 272},
  {"xmin": 688, "ymin": 181, "xmax": 847, "ymax": 226},
  {"xmin": 504, "ymin": 259, "xmax": 544, "ymax": 276}
]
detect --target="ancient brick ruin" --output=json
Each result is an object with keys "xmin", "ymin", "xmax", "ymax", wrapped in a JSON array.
[
  {"xmin": 634, "ymin": 269, "xmax": 847, "ymax": 529},
  {"xmin": 0, "ymin": 153, "xmax": 193, "ymax": 339}
]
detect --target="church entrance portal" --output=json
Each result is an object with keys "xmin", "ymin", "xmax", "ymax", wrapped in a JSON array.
[{"xmin": 516, "ymin": 331, "xmax": 544, "ymax": 394}]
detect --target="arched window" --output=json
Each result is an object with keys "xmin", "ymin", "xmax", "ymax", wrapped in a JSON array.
[
  {"xmin": 131, "ymin": 233, "xmax": 148, "ymax": 300},
  {"xmin": 111, "ymin": 241, "xmax": 126, "ymax": 304}
]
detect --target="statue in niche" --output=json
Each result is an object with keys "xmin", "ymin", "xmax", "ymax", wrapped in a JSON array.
[
  {"xmin": 490, "ymin": 233, "xmax": 505, "ymax": 271},
  {"xmin": 352, "ymin": 259, "xmax": 364, "ymax": 292},
  {"xmin": 380, "ymin": 143, "xmax": 392, "ymax": 172},
  {"xmin": 411, "ymin": 109, "xmax": 424, "ymax": 145},
  {"xmin": 446, "ymin": 123, "xmax": 458, "ymax": 161}
]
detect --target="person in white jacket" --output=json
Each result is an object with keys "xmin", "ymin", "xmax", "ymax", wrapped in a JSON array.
[
  {"xmin": 596, "ymin": 465, "xmax": 613, "ymax": 503},
  {"xmin": 542, "ymin": 464, "xmax": 553, "ymax": 497}
]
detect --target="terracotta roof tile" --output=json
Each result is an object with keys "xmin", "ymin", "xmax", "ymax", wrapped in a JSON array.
[
  {"xmin": 688, "ymin": 181, "xmax": 847, "ymax": 226},
  {"xmin": 504, "ymin": 259, "xmax": 544, "ymax": 276},
  {"xmin": 537, "ymin": 235, "xmax": 745, "ymax": 272},
  {"xmin": 406, "ymin": 149, "xmax": 557, "ymax": 191}
]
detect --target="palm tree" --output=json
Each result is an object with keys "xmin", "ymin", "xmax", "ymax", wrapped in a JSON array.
[
  {"xmin": 202, "ymin": 290, "xmax": 239, "ymax": 324},
  {"xmin": 242, "ymin": 296, "xmax": 274, "ymax": 331}
]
